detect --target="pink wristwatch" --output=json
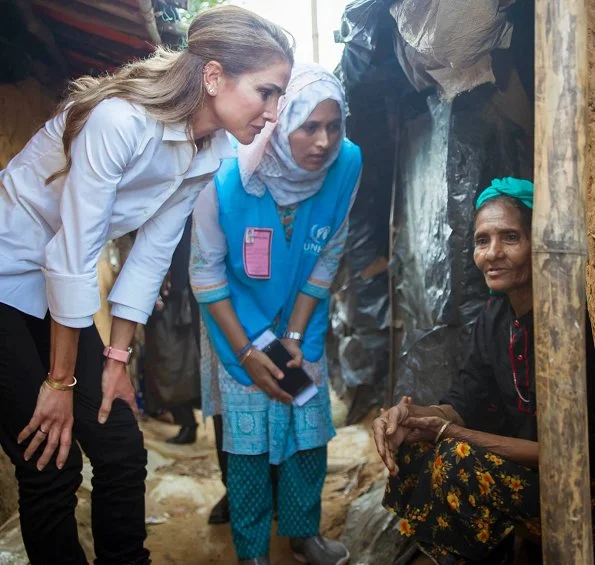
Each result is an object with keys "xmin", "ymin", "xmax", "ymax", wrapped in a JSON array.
[{"xmin": 103, "ymin": 346, "xmax": 133, "ymax": 365}]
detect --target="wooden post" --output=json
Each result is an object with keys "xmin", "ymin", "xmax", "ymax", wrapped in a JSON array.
[
  {"xmin": 137, "ymin": 0, "xmax": 162, "ymax": 45},
  {"xmin": 533, "ymin": 0, "xmax": 592, "ymax": 562}
]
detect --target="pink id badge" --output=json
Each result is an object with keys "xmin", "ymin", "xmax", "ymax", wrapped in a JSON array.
[{"xmin": 243, "ymin": 227, "xmax": 272, "ymax": 279}]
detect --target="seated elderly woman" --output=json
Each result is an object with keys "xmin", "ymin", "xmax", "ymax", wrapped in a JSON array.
[{"xmin": 373, "ymin": 178, "xmax": 595, "ymax": 564}]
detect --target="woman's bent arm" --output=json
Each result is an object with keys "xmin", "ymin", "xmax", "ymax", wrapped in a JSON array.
[
  {"xmin": 98, "ymin": 316, "xmax": 138, "ymax": 424},
  {"xmin": 404, "ymin": 412, "xmax": 539, "ymax": 469},
  {"xmin": 18, "ymin": 319, "xmax": 81, "ymax": 470},
  {"xmin": 206, "ymin": 299, "xmax": 291, "ymax": 403},
  {"xmin": 444, "ymin": 424, "xmax": 539, "ymax": 468},
  {"xmin": 206, "ymin": 299, "xmax": 252, "ymax": 354},
  {"xmin": 286, "ymin": 293, "xmax": 318, "ymax": 334},
  {"xmin": 49, "ymin": 319, "xmax": 80, "ymax": 382}
]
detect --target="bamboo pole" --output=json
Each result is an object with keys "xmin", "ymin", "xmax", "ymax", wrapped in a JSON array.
[
  {"xmin": 311, "ymin": 0, "xmax": 319, "ymax": 63},
  {"xmin": 137, "ymin": 0, "xmax": 162, "ymax": 45},
  {"xmin": 533, "ymin": 0, "xmax": 592, "ymax": 562}
]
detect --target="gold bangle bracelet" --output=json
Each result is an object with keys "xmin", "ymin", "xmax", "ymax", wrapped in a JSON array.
[
  {"xmin": 429, "ymin": 404, "xmax": 450, "ymax": 420},
  {"xmin": 239, "ymin": 347, "xmax": 255, "ymax": 366},
  {"xmin": 434, "ymin": 420, "xmax": 451, "ymax": 444},
  {"xmin": 44, "ymin": 375, "xmax": 77, "ymax": 392}
]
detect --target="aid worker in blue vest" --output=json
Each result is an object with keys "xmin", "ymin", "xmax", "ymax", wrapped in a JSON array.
[{"xmin": 191, "ymin": 63, "xmax": 362, "ymax": 565}]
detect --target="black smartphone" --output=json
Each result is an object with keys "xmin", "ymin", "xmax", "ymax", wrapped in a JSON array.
[{"xmin": 253, "ymin": 330, "xmax": 318, "ymax": 406}]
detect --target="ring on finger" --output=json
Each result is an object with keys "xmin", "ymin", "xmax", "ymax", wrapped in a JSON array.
[{"xmin": 38, "ymin": 427, "xmax": 49, "ymax": 436}]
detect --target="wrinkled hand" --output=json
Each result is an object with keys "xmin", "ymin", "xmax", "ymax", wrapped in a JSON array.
[
  {"xmin": 281, "ymin": 338, "xmax": 304, "ymax": 369},
  {"xmin": 403, "ymin": 415, "xmax": 448, "ymax": 444},
  {"xmin": 98, "ymin": 359, "xmax": 138, "ymax": 424},
  {"xmin": 372, "ymin": 396, "xmax": 413, "ymax": 476},
  {"xmin": 18, "ymin": 384, "xmax": 74, "ymax": 471},
  {"xmin": 244, "ymin": 349, "xmax": 292, "ymax": 404}
]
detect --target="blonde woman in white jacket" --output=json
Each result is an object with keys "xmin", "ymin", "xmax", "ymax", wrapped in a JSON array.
[{"xmin": 0, "ymin": 7, "xmax": 292, "ymax": 564}]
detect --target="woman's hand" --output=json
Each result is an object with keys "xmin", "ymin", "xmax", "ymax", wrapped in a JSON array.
[
  {"xmin": 21, "ymin": 319, "xmax": 80, "ymax": 470},
  {"xmin": 98, "ymin": 359, "xmax": 138, "ymax": 424},
  {"xmin": 155, "ymin": 274, "xmax": 171, "ymax": 312},
  {"xmin": 17, "ymin": 385, "xmax": 74, "ymax": 471},
  {"xmin": 373, "ymin": 396, "xmax": 413, "ymax": 476},
  {"xmin": 243, "ymin": 349, "xmax": 292, "ymax": 404},
  {"xmin": 404, "ymin": 415, "xmax": 449, "ymax": 443},
  {"xmin": 281, "ymin": 338, "xmax": 304, "ymax": 368}
]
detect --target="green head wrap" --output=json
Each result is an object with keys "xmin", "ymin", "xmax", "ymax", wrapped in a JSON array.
[{"xmin": 475, "ymin": 177, "xmax": 534, "ymax": 210}]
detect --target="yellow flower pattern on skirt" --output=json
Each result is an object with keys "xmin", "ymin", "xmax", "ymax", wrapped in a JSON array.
[{"xmin": 382, "ymin": 439, "xmax": 595, "ymax": 564}]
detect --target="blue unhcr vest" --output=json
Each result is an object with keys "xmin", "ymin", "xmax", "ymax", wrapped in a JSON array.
[{"xmin": 201, "ymin": 139, "xmax": 362, "ymax": 385}]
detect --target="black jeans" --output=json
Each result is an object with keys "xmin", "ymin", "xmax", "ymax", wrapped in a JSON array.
[{"xmin": 0, "ymin": 303, "xmax": 150, "ymax": 565}]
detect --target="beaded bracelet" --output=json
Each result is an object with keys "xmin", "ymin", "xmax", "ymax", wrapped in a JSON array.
[{"xmin": 44, "ymin": 374, "xmax": 77, "ymax": 392}]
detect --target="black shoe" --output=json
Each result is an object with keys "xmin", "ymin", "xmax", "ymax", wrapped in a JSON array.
[
  {"xmin": 208, "ymin": 494, "xmax": 230, "ymax": 525},
  {"xmin": 166, "ymin": 425, "xmax": 197, "ymax": 445}
]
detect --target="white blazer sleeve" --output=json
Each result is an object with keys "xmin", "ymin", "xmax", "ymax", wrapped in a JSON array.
[
  {"xmin": 108, "ymin": 187, "xmax": 198, "ymax": 324},
  {"xmin": 44, "ymin": 99, "xmax": 145, "ymax": 328}
]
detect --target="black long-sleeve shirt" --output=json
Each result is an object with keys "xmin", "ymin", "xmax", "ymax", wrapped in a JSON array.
[{"xmin": 442, "ymin": 296, "xmax": 595, "ymax": 450}]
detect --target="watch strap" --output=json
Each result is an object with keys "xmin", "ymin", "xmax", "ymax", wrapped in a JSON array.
[
  {"xmin": 103, "ymin": 346, "xmax": 132, "ymax": 365},
  {"xmin": 283, "ymin": 331, "xmax": 304, "ymax": 343}
]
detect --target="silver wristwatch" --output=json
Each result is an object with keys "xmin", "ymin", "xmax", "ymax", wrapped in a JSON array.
[{"xmin": 283, "ymin": 331, "xmax": 304, "ymax": 343}]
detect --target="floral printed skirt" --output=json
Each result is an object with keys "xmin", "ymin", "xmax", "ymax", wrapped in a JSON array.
[{"xmin": 383, "ymin": 439, "xmax": 543, "ymax": 564}]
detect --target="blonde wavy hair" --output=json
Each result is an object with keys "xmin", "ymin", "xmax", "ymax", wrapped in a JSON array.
[{"xmin": 46, "ymin": 5, "xmax": 294, "ymax": 184}]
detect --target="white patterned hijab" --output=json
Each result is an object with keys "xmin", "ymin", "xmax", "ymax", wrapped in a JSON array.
[{"xmin": 237, "ymin": 62, "xmax": 346, "ymax": 207}]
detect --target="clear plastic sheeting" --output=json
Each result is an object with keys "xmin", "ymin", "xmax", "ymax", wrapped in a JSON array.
[
  {"xmin": 393, "ymin": 86, "xmax": 532, "ymax": 405},
  {"xmin": 390, "ymin": 0, "xmax": 515, "ymax": 100},
  {"xmin": 397, "ymin": 98, "xmax": 452, "ymax": 330},
  {"xmin": 340, "ymin": 481, "xmax": 417, "ymax": 564}
]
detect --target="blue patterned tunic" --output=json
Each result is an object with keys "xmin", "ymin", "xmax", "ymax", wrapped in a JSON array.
[{"xmin": 192, "ymin": 182, "xmax": 357, "ymax": 463}]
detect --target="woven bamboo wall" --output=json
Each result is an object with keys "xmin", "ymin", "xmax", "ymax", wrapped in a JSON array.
[
  {"xmin": 0, "ymin": 78, "xmax": 56, "ymax": 526},
  {"xmin": 0, "ymin": 78, "xmax": 56, "ymax": 169},
  {"xmin": 588, "ymin": 2, "xmax": 595, "ymax": 338},
  {"xmin": 0, "ymin": 79, "xmax": 115, "ymax": 340}
]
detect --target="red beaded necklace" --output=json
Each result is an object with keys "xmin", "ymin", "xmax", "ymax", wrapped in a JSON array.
[{"xmin": 509, "ymin": 324, "xmax": 530, "ymax": 404}]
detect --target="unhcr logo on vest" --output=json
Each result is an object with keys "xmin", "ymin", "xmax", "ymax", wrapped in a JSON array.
[{"xmin": 304, "ymin": 224, "xmax": 331, "ymax": 255}]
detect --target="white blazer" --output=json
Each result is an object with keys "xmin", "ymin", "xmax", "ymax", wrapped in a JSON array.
[{"xmin": 0, "ymin": 97, "xmax": 234, "ymax": 328}]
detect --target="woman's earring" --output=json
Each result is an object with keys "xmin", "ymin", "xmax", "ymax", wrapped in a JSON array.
[{"xmin": 207, "ymin": 86, "xmax": 216, "ymax": 96}]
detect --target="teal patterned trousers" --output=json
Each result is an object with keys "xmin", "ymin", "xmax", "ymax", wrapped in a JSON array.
[{"xmin": 227, "ymin": 446, "xmax": 327, "ymax": 559}]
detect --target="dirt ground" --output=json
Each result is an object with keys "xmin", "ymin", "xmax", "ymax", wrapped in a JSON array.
[
  {"xmin": 141, "ymin": 410, "xmax": 384, "ymax": 564},
  {"xmin": 0, "ymin": 408, "xmax": 384, "ymax": 564},
  {"xmin": 0, "ymin": 413, "xmax": 549, "ymax": 565},
  {"xmin": 0, "ymin": 452, "xmax": 17, "ymax": 528}
]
